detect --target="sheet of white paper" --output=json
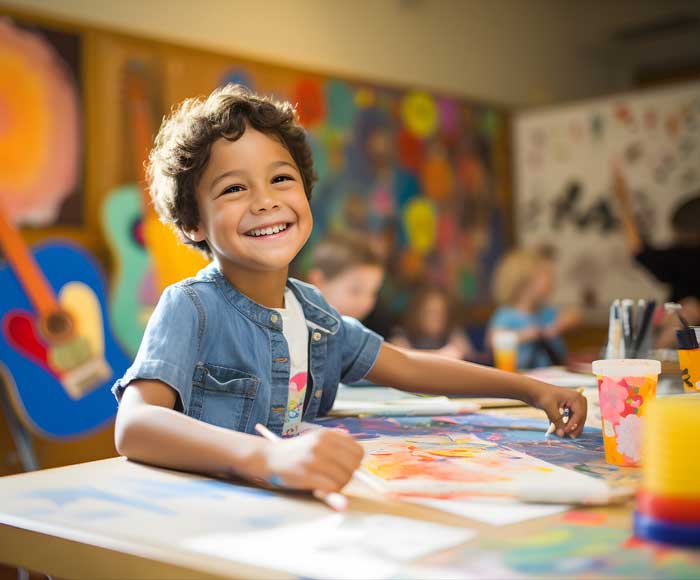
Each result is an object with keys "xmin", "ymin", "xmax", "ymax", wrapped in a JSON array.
[
  {"xmin": 411, "ymin": 498, "xmax": 566, "ymax": 526},
  {"xmin": 524, "ymin": 366, "xmax": 597, "ymax": 388},
  {"xmin": 336, "ymin": 384, "xmax": 424, "ymax": 402},
  {"xmin": 183, "ymin": 513, "xmax": 475, "ymax": 580},
  {"xmin": 331, "ymin": 399, "xmax": 480, "ymax": 417}
]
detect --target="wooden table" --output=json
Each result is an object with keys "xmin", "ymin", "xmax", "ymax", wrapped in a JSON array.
[{"xmin": 1, "ymin": 410, "xmax": 698, "ymax": 579}]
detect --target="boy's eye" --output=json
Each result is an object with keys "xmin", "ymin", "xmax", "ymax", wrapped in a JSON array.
[
  {"xmin": 220, "ymin": 184, "xmax": 244, "ymax": 196},
  {"xmin": 272, "ymin": 174, "xmax": 293, "ymax": 183}
]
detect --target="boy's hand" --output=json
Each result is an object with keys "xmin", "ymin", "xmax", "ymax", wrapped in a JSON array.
[
  {"xmin": 532, "ymin": 385, "xmax": 587, "ymax": 438},
  {"xmin": 263, "ymin": 429, "xmax": 363, "ymax": 493}
]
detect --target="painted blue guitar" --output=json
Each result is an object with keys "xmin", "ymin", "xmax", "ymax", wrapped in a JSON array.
[{"xmin": 0, "ymin": 207, "xmax": 130, "ymax": 439}]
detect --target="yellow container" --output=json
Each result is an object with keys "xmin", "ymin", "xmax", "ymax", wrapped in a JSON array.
[
  {"xmin": 642, "ymin": 395, "xmax": 700, "ymax": 497},
  {"xmin": 678, "ymin": 349, "xmax": 700, "ymax": 393}
]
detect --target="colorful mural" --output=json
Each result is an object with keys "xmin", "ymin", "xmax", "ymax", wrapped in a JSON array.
[{"xmin": 214, "ymin": 71, "xmax": 507, "ymax": 318}]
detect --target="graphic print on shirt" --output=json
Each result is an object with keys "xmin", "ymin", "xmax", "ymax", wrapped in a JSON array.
[{"xmin": 282, "ymin": 371, "xmax": 308, "ymax": 437}]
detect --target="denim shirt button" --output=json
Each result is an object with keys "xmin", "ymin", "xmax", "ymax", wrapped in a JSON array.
[
  {"xmin": 312, "ymin": 331, "xmax": 321, "ymax": 342},
  {"xmin": 314, "ymin": 389, "xmax": 322, "ymax": 399},
  {"xmin": 270, "ymin": 313, "xmax": 279, "ymax": 324}
]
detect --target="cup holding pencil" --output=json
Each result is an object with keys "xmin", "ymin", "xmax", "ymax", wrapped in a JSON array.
[{"xmin": 605, "ymin": 298, "xmax": 655, "ymax": 360}]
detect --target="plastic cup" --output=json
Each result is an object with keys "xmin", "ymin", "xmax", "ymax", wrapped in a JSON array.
[
  {"xmin": 592, "ymin": 359, "xmax": 661, "ymax": 467},
  {"xmin": 493, "ymin": 330, "xmax": 518, "ymax": 372}
]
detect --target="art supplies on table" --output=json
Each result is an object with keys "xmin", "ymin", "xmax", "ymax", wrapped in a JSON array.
[
  {"xmin": 592, "ymin": 359, "xmax": 661, "ymax": 467},
  {"xmin": 605, "ymin": 298, "xmax": 656, "ymax": 359},
  {"xmin": 666, "ymin": 303, "xmax": 700, "ymax": 393},
  {"xmin": 635, "ymin": 395, "xmax": 700, "ymax": 547},
  {"xmin": 314, "ymin": 413, "xmax": 630, "ymax": 528}
]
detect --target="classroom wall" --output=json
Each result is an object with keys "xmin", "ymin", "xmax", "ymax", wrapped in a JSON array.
[{"xmin": 0, "ymin": 0, "xmax": 680, "ymax": 108}]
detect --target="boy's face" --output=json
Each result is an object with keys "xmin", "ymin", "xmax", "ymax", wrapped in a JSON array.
[
  {"xmin": 189, "ymin": 129, "xmax": 313, "ymax": 277},
  {"xmin": 317, "ymin": 265, "xmax": 384, "ymax": 320}
]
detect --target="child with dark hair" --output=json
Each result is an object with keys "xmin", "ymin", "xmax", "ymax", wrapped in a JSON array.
[
  {"xmin": 307, "ymin": 231, "xmax": 384, "ymax": 321},
  {"xmin": 112, "ymin": 84, "xmax": 586, "ymax": 496},
  {"xmin": 612, "ymin": 167, "xmax": 700, "ymax": 347},
  {"xmin": 390, "ymin": 286, "xmax": 475, "ymax": 360}
]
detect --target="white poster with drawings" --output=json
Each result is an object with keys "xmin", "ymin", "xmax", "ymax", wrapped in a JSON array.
[{"xmin": 514, "ymin": 82, "xmax": 700, "ymax": 311}]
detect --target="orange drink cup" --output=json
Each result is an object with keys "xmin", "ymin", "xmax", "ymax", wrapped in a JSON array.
[
  {"xmin": 592, "ymin": 359, "xmax": 661, "ymax": 467},
  {"xmin": 493, "ymin": 330, "xmax": 518, "ymax": 372}
]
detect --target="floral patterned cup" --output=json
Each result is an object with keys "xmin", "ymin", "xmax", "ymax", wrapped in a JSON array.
[{"xmin": 592, "ymin": 359, "xmax": 661, "ymax": 467}]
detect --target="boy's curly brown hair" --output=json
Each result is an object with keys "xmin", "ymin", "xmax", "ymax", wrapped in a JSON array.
[{"xmin": 146, "ymin": 84, "xmax": 317, "ymax": 256}]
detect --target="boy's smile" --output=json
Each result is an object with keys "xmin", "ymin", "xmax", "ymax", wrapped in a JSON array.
[{"xmin": 188, "ymin": 128, "xmax": 313, "ymax": 293}]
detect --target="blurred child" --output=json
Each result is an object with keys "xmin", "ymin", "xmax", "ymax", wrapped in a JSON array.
[
  {"xmin": 390, "ymin": 286, "xmax": 475, "ymax": 360},
  {"xmin": 612, "ymin": 166, "xmax": 700, "ymax": 347},
  {"xmin": 112, "ymin": 84, "xmax": 586, "ymax": 499},
  {"xmin": 489, "ymin": 248, "xmax": 581, "ymax": 369},
  {"xmin": 306, "ymin": 231, "xmax": 384, "ymax": 321}
]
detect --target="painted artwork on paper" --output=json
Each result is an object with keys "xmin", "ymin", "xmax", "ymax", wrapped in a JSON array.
[
  {"xmin": 359, "ymin": 431, "xmax": 596, "ymax": 500},
  {"xmin": 318, "ymin": 413, "xmax": 640, "ymax": 491},
  {"xmin": 424, "ymin": 515, "xmax": 700, "ymax": 579},
  {"xmin": 0, "ymin": 19, "xmax": 83, "ymax": 226}
]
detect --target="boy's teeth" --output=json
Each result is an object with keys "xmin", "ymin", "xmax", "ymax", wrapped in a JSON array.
[{"xmin": 249, "ymin": 223, "xmax": 287, "ymax": 236}]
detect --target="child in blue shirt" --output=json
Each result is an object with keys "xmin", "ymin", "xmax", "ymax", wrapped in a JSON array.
[
  {"xmin": 113, "ymin": 84, "xmax": 586, "ymax": 496},
  {"xmin": 489, "ymin": 248, "xmax": 581, "ymax": 369}
]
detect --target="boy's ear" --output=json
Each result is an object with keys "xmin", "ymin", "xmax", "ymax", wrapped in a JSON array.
[
  {"xmin": 307, "ymin": 268, "xmax": 326, "ymax": 288},
  {"xmin": 182, "ymin": 225, "xmax": 206, "ymax": 243}
]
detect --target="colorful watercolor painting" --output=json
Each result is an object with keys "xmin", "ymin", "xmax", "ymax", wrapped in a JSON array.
[
  {"xmin": 422, "ymin": 513, "xmax": 700, "ymax": 579},
  {"xmin": 0, "ymin": 19, "xmax": 83, "ymax": 227},
  {"xmin": 358, "ymin": 431, "xmax": 597, "ymax": 501},
  {"xmin": 319, "ymin": 413, "xmax": 641, "ymax": 491}
]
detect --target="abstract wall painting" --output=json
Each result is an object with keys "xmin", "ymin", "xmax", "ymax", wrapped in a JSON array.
[{"xmin": 0, "ymin": 19, "xmax": 83, "ymax": 227}]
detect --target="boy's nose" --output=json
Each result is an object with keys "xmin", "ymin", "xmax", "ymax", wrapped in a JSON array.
[{"xmin": 251, "ymin": 188, "xmax": 280, "ymax": 213}]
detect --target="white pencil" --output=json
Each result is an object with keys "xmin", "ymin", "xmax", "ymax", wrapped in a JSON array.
[{"xmin": 254, "ymin": 423, "xmax": 348, "ymax": 512}]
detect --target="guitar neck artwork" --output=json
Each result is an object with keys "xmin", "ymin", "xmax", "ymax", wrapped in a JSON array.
[{"xmin": 102, "ymin": 59, "xmax": 207, "ymax": 355}]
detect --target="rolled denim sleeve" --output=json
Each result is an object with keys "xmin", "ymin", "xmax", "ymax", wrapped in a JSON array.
[
  {"xmin": 111, "ymin": 284, "xmax": 202, "ymax": 412},
  {"xmin": 338, "ymin": 315, "xmax": 384, "ymax": 384}
]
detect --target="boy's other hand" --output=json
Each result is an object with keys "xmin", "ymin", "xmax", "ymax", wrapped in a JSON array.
[
  {"xmin": 533, "ymin": 385, "xmax": 587, "ymax": 438},
  {"xmin": 263, "ymin": 428, "xmax": 363, "ymax": 493}
]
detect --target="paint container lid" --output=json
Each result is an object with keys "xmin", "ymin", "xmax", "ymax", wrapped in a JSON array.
[
  {"xmin": 592, "ymin": 359, "xmax": 661, "ymax": 377},
  {"xmin": 676, "ymin": 328, "xmax": 699, "ymax": 350},
  {"xmin": 634, "ymin": 511, "xmax": 700, "ymax": 548},
  {"xmin": 637, "ymin": 489, "xmax": 700, "ymax": 524}
]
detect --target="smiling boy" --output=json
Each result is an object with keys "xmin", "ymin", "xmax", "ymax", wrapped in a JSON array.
[{"xmin": 113, "ymin": 85, "xmax": 586, "ymax": 494}]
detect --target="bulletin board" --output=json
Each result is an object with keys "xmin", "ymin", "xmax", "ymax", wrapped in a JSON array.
[{"xmin": 515, "ymin": 82, "xmax": 700, "ymax": 310}]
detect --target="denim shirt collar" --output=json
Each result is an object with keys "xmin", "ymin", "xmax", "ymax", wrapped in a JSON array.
[{"xmin": 200, "ymin": 263, "xmax": 340, "ymax": 335}]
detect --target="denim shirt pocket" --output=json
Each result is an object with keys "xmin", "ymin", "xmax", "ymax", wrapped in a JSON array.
[{"xmin": 189, "ymin": 363, "xmax": 260, "ymax": 432}]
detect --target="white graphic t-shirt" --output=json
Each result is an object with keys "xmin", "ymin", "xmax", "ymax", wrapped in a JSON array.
[{"xmin": 276, "ymin": 288, "xmax": 309, "ymax": 437}]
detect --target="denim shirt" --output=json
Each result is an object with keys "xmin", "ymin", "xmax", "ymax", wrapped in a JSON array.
[{"xmin": 112, "ymin": 264, "xmax": 383, "ymax": 436}]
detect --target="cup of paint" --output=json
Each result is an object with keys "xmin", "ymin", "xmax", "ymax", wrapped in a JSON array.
[
  {"xmin": 492, "ymin": 330, "xmax": 518, "ymax": 372},
  {"xmin": 592, "ymin": 359, "xmax": 661, "ymax": 467}
]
